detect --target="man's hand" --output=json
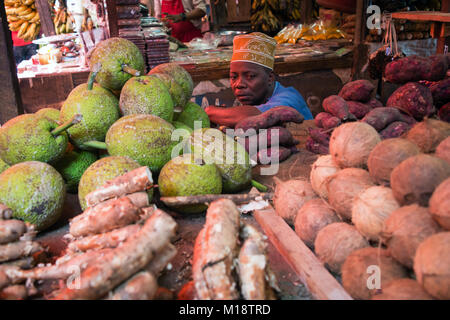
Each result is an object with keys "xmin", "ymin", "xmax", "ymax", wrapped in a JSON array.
[
  {"xmin": 205, "ymin": 105, "xmax": 262, "ymax": 128},
  {"xmin": 163, "ymin": 13, "xmax": 183, "ymax": 23}
]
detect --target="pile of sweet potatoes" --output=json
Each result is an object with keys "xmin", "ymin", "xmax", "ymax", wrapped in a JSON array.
[{"xmin": 234, "ymin": 106, "xmax": 304, "ymax": 164}]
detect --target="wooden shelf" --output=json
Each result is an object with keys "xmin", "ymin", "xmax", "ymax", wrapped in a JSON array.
[{"xmin": 391, "ymin": 11, "xmax": 450, "ymax": 23}]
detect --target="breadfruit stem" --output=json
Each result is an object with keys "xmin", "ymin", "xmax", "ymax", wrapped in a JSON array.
[
  {"xmin": 82, "ymin": 141, "xmax": 108, "ymax": 150},
  {"xmin": 87, "ymin": 63, "xmax": 101, "ymax": 90},
  {"xmin": 251, "ymin": 180, "xmax": 268, "ymax": 192},
  {"xmin": 51, "ymin": 114, "xmax": 82, "ymax": 137},
  {"xmin": 122, "ymin": 64, "xmax": 141, "ymax": 77}
]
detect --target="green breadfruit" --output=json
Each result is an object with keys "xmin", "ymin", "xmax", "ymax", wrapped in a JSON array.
[
  {"xmin": 119, "ymin": 75, "xmax": 174, "ymax": 122},
  {"xmin": 0, "ymin": 158, "xmax": 9, "ymax": 174},
  {"xmin": 35, "ymin": 108, "xmax": 61, "ymax": 123},
  {"xmin": 0, "ymin": 161, "xmax": 66, "ymax": 231},
  {"xmin": 174, "ymin": 101, "xmax": 210, "ymax": 129},
  {"xmin": 90, "ymin": 37, "xmax": 145, "ymax": 91},
  {"xmin": 158, "ymin": 154, "xmax": 222, "ymax": 214},
  {"xmin": 150, "ymin": 72, "xmax": 187, "ymax": 108}
]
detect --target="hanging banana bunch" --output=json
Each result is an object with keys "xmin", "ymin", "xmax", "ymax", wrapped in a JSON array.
[
  {"xmin": 5, "ymin": 0, "xmax": 41, "ymax": 41},
  {"xmin": 286, "ymin": 0, "xmax": 302, "ymax": 21},
  {"xmin": 54, "ymin": 6, "xmax": 74, "ymax": 35},
  {"xmin": 251, "ymin": 0, "xmax": 282, "ymax": 34}
]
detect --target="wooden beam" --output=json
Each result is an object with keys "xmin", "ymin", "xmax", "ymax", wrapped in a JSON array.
[
  {"xmin": 253, "ymin": 204, "xmax": 353, "ymax": 300},
  {"xmin": 105, "ymin": 0, "xmax": 118, "ymax": 37},
  {"xmin": 0, "ymin": 5, "xmax": 23, "ymax": 124},
  {"xmin": 35, "ymin": 0, "xmax": 56, "ymax": 36},
  {"xmin": 437, "ymin": 0, "xmax": 450, "ymax": 54}
]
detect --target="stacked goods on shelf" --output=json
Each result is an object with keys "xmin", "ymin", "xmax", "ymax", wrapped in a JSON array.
[
  {"xmin": 5, "ymin": 0, "xmax": 41, "ymax": 41},
  {"xmin": 273, "ymin": 117, "xmax": 450, "ymax": 300},
  {"xmin": 53, "ymin": 6, "xmax": 75, "ymax": 34},
  {"xmin": 0, "ymin": 209, "xmax": 48, "ymax": 300},
  {"xmin": 366, "ymin": 20, "xmax": 431, "ymax": 43},
  {"xmin": 251, "ymin": 0, "xmax": 282, "ymax": 34},
  {"xmin": 143, "ymin": 30, "xmax": 170, "ymax": 70}
]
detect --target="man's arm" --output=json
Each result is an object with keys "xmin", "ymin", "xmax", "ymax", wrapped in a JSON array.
[{"xmin": 205, "ymin": 106, "xmax": 262, "ymax": 128}]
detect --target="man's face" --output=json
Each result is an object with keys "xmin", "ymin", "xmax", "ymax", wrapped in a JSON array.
[{"xmin": 230, "ymin": 61, "xmax": 273, "ymax": 106}]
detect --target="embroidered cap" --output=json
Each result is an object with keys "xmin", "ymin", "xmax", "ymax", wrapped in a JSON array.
[{"xmin": 231, "ymin": 32, "xmax": 277, "ymax": 70}]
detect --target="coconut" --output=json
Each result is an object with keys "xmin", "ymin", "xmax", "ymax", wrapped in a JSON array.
[
  {"xmin": 329, "ymin": 122, "xmax": 381, "ymax": 169},
  {"xmin": 309, "ymin": 155, "xmax": 340, "ymax": 199},
  {"xmin": 414, "ymin": 232, "xmax": 450, "ymax": 299},
  {"xmin": 272, "ymin": 178, "xmax": 318, "ymax": 225},
  {"xmin": 294, "ymin": 199, "xmax": 340, "ymax": 248},
  {"xmin": 371, "ymin": 279, "xmax": 433, "ymax": 300},
  {"xmin": 381, "ymin": 204, "xmax": 442, "ymax": 268},
  {"xmin": 367, "ymin": 138, "xmax": 421, "ymax": 186},
  {"xmin": 406, "ymin": 118, "xmax": 450, "ymax": 153},
  {"xmin": 352, "ymin": 186, "xmax": 400, "ymax": 242},
  {"xmin": 326, "ymin": 168, "xmax": 375, "ymax": 220},
  {"xmin": 390, "ymin": 154, "xmax": 450, "ymax": 206},
  {"xmin": 429, "ymin": 178, "xmax": 450, "ymax": 230},
  {"xmin": 314, "ymin": 222, "xmax": 369, "ymax": 274},
  {"xmin": 435, "ymin": 136, "xmax": 450, "ymax": 164},
  {"xmin": 341, "ymin": 247, "xmax": 409, "ymax": 300}
]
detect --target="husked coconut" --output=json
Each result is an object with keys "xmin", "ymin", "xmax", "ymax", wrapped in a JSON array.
[
  {"xmin": 309, "ymin": 155, "xmax": 340, "ymax": 199},
  {"xmin": 352, "ymin": 186, "xmax": 400, "ymax": 242},
  {"xmin": 429, "ymin": 177, "xmax": 450, "ymax": 230},
  {"xmin": 272, "ymin": 177, "xmax": 317, "ymax": 225},
  {"xmin": 414, "ymin": 232, "xmax": 450, "ymax": 300},
  {"xmin": 367, "ymin": 138, "xmax": 420, "ymax": 186},
  {"xmin": 327, "ymin": 168, "xmax": 375, "ymax": 220},
  {"xmin": 406, "ymin": 118, "xmax": 450, "ymax": 153},
  {"xmin": 371, "ymin": 279, "xmax": 433, "ymax": 300},
  {"xmin": 314, "ymin": 222, "xmax": 369, "ymax": 274},
  {"xmin": 294, "ymin": 199, "xmax": 340, "ymax": 248},
  {"xmin": 341, "ymin": 247, "xmax": 408, "ymax": 300},
  {"xmin": 390, "ymin": 154, "xmax": 450, "ymax": 206},
  {"xmin": 435, "ymin": 136, "xmax": 450, "ymax": 164},
  {"xmin": 381, "ymin": 204, "xmax": 442, "ymax": 268},
  {"xmin": 329, "ymin": 122, "xmax": 381, "ymax": 169}
]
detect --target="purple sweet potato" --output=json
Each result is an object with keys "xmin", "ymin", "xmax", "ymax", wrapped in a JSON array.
[
  {"xmin": 257, "ymin": 146, "xmax": 292, "ymax": 164},
  {"xmin": 366, "ymin": 98, "xmax": 383, "ymax": 109},
  {"xmin": 235, "ymin": 106, "xmax": 304, "ymax": 132},
  {"xmin": 386, "ymin": 82, "xmax": 435, "ymax": 120},
  {"xmin": 347, "ymin": 101, "xmax": 372, "ymax": 119},
  {"xmin": 306, "ymin": 137, "xmax": 329, "ymax": 155},
  {"xmin": 314, "ymin": 112, "xmax": 341, "ymax": 129},
  {"xmin": 439, "ymin": 102, "xmax": 450, "ymax": 123},
  {"xmin": 338, "ymin": 80, "xmax": 375, "ymax": 102},
  {"xmin": 430, "ymin": 78, "xmax": 450, "ymax": 107},
  {"xmin": 361, "ymin": 107, "xmax": 416, "ymax": 131},
  {"xmin": 385, "ymin": 55, "xmax": 447, "ymax": 83},
  {"xmin": 322, "ymin": 95, "xmax": 356, "ymax": 121},
  {"xmin": 379, "ymin": 121, "xmax": 411, "ymax": 139},
  {"xmin": 308, "ymin": 127, "xmax": 331, "ymax": 146}
]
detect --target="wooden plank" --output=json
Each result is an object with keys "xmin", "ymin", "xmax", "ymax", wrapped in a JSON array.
[
  {"xmin": 227, "ymin": 0, "xmax": 251, "ymax": 23},
  {"xmin": 105, "ymin": 0, "xmax": 118, "ymax": 37},
  {"xmin": 0, "ymin": 5, "xmax": 23, "ymax": 124},
  {"xmin": 253, "ymin": 205, "xmax": 353, "ymax": 300},
  {"xmin": 391, "ymin": 11, "xmax": 450, "ymax": 23},
  {"xmin": 35, "ymin": 0, "xmax": 56, "ymax": 36}
]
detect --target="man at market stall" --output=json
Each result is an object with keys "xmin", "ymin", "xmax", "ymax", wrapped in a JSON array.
[
  {"xmin": 153, "ymin": 0, "xmax": 207, "ymax": 42},
  {"xmin": 205, "ymin": 32, "xmax": 313, "ymax": 128}
]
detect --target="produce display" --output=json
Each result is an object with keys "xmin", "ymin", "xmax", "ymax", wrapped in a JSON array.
[{"xmin": 5, "ymin": 0, "xmax": 41, "ymax": 41}]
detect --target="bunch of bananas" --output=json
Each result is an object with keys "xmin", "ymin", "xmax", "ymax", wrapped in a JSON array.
[
  {"xmin": 54, "ymin": 7, "xmax": 74, "ymax": 35},
  {"xmin": 251, "ymin": 0, "xmax": 282, "ymax": 34},
  {"xmin": 287, "ymin": 0, "xmax": 301, "ymax": 21},
  {"xmin": 5, "ymin": 0, "xmax": 41, "ymax": 41}
]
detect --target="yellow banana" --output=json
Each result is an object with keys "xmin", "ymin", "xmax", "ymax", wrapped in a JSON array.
[
  {"xmin": 23, "ymin": 0, "xmax": 34, "ymax": 5},
  {"xmin": 9, "ymin": 20, "xmax": 24, "ymax": 31},
  {"xmin": 17, "ymin": 20, "xmax": 29, "ymax": 38},
  {"xmin": 30, "ymin": 12, "xmax": 40, "ymax": 23},
  {"xmin": 23, "ymin": 22, "xmax": 36, "ymax": 39},
  {"xmin": 16, "ymin": 5, "xmax": 29, "ymax": 14},
  {"xmin": 5, "ymin": 7, "xmax": 17, "ymax": 15},
  {"xmin": 20, "ymin": 11, "xmax": 36, "ymax": 21},
  {"xmin": 8, "ymin": 15, "xmax": 20, "ymax": 22}
]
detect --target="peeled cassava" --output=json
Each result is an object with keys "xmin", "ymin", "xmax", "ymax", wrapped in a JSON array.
[
  {"xmin": 367, "ymin": 138, "xmax": 421, "ymax": 186},
  {"xmin": 341, "ymin": 247, "xmax": 408, "ymax": 300},
  {"xmin": 294, "ymin": 199, "xmax": 340, "ymax": 248},
  {"xmin": 309, "ymin": 155, "xmax": 340, "ymax": 199},
  {"xmin": 429, "ymin": 178, "xmax": 450, "ymax": 230},
  {"xmin": 390, "ymin": 154, "xmax": 450, "ymax": 206},
  {"xmin": 352, "ymin": 186, "xmax": 400, "ymax": 242},
  {"xmin": 406, "ymin": 118, "xmax": 450, "ymax": 153},
  {"xmin": 414, "ymin": 232, "xmax": 450, "ymax": 299},
  {"xmin": 329, "ymin": 122, "xmax": 381, "ymax": 169},
  {"xmin": 327, "ymin": 168, "xmax": 374, "ymax": 220},
  {"xmin": 273, "ymin": 178, "xmax": 317, "ymax": 225},
  {"xmin": 382, "ymin": 204, "xmax": 442, "ymax": 268},
  {"xmin": 371, "ymin": 279, "xmax": 433, "ymax": 300},
  {"xmin": 435, "ymin": 136, "xmax": 450, "ymax": 164},
  {"xmin": 314, "ymin": 222, "xmax": 369, "ymax": 274}
]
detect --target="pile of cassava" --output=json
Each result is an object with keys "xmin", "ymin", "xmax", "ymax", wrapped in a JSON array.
[
  {"xmin": 0, "ymin": 167, "xmax": 179, "ymax": 300},
  {"xmin": 307, "ymin": 53, "xmax": 450, "ymax": 155},
  {"xmin": 274, "ymin": 119, "xmax": 450, "ymax": 300}
]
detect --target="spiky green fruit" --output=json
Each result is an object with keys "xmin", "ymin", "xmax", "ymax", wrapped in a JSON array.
[
  {"xmin": 35, "ymin": 108, "xmax": 61, "ymax": 123},
  {"xmin": 0, "ymin": 161, "xmax": 66, "ymax": 231},
  {"xmin": 174, "ymin": 101, "xmax": 210, "ymax": 129},
  {"xmin": 150, "ymin": 72, "xmax": 187, "ymax": 108},
  {"xmin": 0, "ymin": 158, "xmax": 10, "ymax": 174}
]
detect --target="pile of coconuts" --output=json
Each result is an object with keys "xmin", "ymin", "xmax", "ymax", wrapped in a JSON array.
[{"xmin": 273, "ymin": 118, "xmax": 450, "ymax": 300}]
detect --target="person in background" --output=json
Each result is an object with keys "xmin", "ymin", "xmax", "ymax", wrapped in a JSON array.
[
  {"xmin": 11, "ymin": 30, "xmax": 38, "ymax": 65},
  {"xmin": 205, "ymin": 32, "xmax": 313, "ymax": 128},
  {"xmin": 151, "ymin": 0, "xmax": 206, "ymax": 42}
]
